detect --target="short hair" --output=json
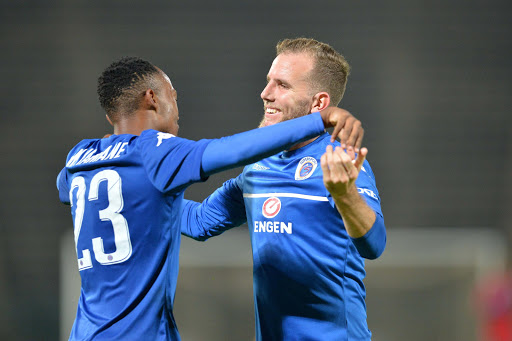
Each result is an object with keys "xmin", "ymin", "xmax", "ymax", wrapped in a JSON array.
[
  {"xmin": 97, "ymin": 56, "xmax": 161, "ymax": 120},
  {"xmin": 276, "ymin": 38, "xmax": 350, "ymax": 106}
]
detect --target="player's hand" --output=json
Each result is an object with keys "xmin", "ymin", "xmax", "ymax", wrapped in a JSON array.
[
  {"xmin": 318, "ymin": 107, "xmax": 364, "ymax": 152},
  {"xmin": 321, "ymin": 145, "xmax": 367, "ymax": 198}
]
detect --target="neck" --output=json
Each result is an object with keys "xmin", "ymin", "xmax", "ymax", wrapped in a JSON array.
[
  {"xmin": 287, "ymin": 135, "xmax": 320, "ymax": 151},
  {"xmin": 112, "ymin": 111, "xmax": 153, "ymax": 135}
]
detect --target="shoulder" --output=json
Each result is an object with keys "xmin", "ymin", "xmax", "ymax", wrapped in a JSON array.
[
  {"xmin": 360, "ymin": 159, "xmax": 376, "ymax": 179},
  {"xmin": 314, "ymin": 133, "xmax": 340, "ymax": 154},
  {"xmin": 64, "ymin": 138, "xmax": 100, "ymax": 164}
]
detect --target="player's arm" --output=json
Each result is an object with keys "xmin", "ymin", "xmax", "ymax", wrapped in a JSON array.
[
  {"xmin": 201, "ymin": 108, "xmax": 362, "ymax": 176},
  {"xmin": 141, "ymin": 108, "xmax": 362, "ymax": 194},
  {"xmin": 56, "ymin": 168, "xmax": 71, "ymax": 205},
  {"xmin": 181, "ymin": 176, "xmax": 247, "ymax": 241},
  {"xmin": 321, "ymin": 146, "xmax": 386, "ymax": 259}
]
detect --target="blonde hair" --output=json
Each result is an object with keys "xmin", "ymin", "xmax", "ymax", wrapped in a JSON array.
[{"xmin": 276, "ymin": 38, "xmax": 350, "ymax": 106}]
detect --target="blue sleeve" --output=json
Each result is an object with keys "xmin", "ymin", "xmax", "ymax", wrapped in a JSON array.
[
  {"xmin": 352, "ymin": 160, "xmax": 386, "ymax": 259},
  {"xmin": 56, "ymin": 168, "xmax": 70, "ymax": 205},
  {"xmin": 138, "ymin": 130, "xmax": 211, "ymax": 193},
  {"xmin": 181, "ymin": 175, "xmax": 247, "ymax": 241},
  {"xmin": 329, "ymin": 159, "xmax": 386, "ymax": 259},
  {"xmin": 350, "ymin": 213, "xmax": 386, "ymax": 259},
  {"xmin": 201, "ymin": 112, "xmax": 325, "ymax": 176}
]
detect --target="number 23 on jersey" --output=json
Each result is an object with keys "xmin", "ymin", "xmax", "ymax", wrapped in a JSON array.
[{"xmin": 69, "ymin": 170, "xmax": 132, "ymax": 271}]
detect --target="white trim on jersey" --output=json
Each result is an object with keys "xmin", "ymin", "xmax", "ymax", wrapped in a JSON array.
[{"xmin": 243, "ymin": 193, "xmax": 329, "ymax": 202}]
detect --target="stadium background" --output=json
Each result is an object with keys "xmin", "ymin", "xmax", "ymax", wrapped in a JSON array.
[{"xmin": 1, "ymin": 1, "xmax": 511, "ymax": 340}]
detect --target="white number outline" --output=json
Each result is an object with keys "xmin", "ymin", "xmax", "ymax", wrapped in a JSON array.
[{"xmin": 70, "ymin": 170, "xmax": 132, "ymax": 271}]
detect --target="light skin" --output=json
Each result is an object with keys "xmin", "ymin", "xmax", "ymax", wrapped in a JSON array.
[
  {"xmin": 259, "ymin": 51, "xmax": 376, "ymax": 238},
  {"xmin": 260, "ymin": 52, "xmax": 363, "ymax": 150},
  {"xmin": 321, "ymin": 146, "xmax": 376, "ymax": 238}
]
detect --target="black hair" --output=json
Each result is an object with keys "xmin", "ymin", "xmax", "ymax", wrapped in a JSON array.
[{"xmin": 97, "ymin": 56, "xmax": 160, "ymax": 119}]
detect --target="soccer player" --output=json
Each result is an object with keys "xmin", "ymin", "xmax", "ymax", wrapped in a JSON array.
[
  {"xmin": 181, "ymin": 38, "xmax": 386, "ymax": 340},
  {"xmin": 56, "ymin": 56, "xmax": 363, "ymax": 341}
]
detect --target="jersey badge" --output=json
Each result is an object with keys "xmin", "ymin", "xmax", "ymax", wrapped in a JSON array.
[
  {"xmin": 262, "ymin": 197, "xmax": 281, "ymax": 218},
  {"xmin": 295, "ymin": 157, "xmax": 317, "ymax": 180}
]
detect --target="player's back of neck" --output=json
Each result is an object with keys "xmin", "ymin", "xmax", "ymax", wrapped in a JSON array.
[{"xmin": 113, "ymin": 111, "xmax": 152, "ymax": 136}]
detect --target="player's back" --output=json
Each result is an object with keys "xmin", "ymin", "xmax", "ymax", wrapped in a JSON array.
[{"xmin": 57, "ymin": 132, "xmax": 208, "ymax": 340}]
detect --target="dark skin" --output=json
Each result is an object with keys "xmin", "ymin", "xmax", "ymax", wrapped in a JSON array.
[{"xmin": 105, "ymin": 70, "xmax": 179, "ymax": 137}]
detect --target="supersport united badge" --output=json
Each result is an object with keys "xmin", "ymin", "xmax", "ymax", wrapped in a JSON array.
[{"xmin": 294, "ymin": 157, "xmax": 318, "ymax": 180}]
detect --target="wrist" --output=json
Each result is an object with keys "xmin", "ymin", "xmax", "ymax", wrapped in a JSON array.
[
  {"xmin": 317, "ymin": 110, "xmax": 329, "ymax": 128},
  {"xmin": 333, "ymin": 185, "xmax": 360, "ymax": 206}
]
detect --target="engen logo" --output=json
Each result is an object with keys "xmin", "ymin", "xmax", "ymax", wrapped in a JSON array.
[{"xmin": 262, "ymin": 197, "xmax": 281, "ymax": 218}]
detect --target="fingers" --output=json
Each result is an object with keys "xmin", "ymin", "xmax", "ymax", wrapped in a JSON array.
[
  {"xmin": 320, "ymin": 145, "xmax": 333, "ymax": 185},
  {"xmin": 335, "ymin": 146, "xmax": 356, "ymax": 180},
  {"xmin": 346, "ymin": 146, "xmax": 356, "ymax": 160},
  {"xmin": 330, "ymin": 111, "xmax": 346, "ymax": 143},
  {"xmin": 327, "ymin": 109, "xmax": 364, "ymax": 151},
  {"xmin": 321, "ymin": 145, "xmax": 355, "ymax": 185},
  {"xmin": 337, "ymin": 119, "xmax": 354, "ymax": 147},
  {"xmin": 354, "ymin": 147, "xmax": 368, "ymax": 172},
  {"xmin": 346, "ymin": 120, "xmax": 364, "ymax": 152}
]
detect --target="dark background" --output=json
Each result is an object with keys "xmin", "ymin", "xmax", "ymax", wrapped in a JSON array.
[{"xmin": 1, "ymin": 0, "xmax": 511, "ymax": 339}]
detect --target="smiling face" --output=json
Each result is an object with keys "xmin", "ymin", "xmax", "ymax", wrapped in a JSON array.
[{"xmin": 259, "ymin": 52, "xmax": 317, "ymax": 128}]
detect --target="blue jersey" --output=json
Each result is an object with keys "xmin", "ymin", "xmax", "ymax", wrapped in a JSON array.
[
  {"xmin": 57, "ymin": 131, "xmax": 209, "ymax": 341},
  {"xmin": 57, "ymin": 113, "xmax": 328, "ymax": 341},
  {"xmin": 182, "ymin": 132, "xmax": 386, "ymax": 341}
]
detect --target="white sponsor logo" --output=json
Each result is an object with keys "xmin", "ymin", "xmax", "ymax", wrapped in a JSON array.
[
  {"xmin": 262, "ymin": 197, "xmax": 281, "ymax": 218},
  {"xmin": 252, "ymin": 163, "xmax": 270, "ymax": 171},
  {"xmin": 295, "ymin": 157, "xmax": 317, "ymax": 180},
  {"xmin": 357, "ymin": 187, "xmax": 378, "ymax": 200},
  {"xmin": 253, "ymin": 221, "xmax": 292, "ymax": 234}
]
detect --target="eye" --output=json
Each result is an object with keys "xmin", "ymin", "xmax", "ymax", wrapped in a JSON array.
[{"xmin": 278, "ymin": 81, "xmax": 288, "ymax": 89}]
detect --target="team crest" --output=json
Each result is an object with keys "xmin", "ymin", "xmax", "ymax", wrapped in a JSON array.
[
  {"xmin": 295, "ymin": 157, "xmax": 317, "ymax": 180},
  {"xmin": 262, "ymin": 197, "xmax": 281, "ymax": 218}
]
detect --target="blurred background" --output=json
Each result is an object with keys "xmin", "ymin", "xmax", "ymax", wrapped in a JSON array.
[{"xmin": 1, "ymin": 0, "xmax": 511, "ymax": 340}]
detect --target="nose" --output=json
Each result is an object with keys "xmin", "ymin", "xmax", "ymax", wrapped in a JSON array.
[{"xmin": 260, "ymin": 82, "xmax": 274, "ymax": 102}]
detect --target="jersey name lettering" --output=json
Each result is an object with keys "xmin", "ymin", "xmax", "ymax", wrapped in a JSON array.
[{"xmin": 67, "ymin": 142, "xmax": 129, "ymax": 167}]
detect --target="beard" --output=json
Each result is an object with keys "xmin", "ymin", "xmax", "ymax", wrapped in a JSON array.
[{"xmin": 258, "ymin": 99, "xmax": 312, "ymax": 128}]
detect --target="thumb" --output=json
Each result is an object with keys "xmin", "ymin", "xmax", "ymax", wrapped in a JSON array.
[{"xmin": 354, "ymin": 147, "xmax": 368, "ymax": 172}]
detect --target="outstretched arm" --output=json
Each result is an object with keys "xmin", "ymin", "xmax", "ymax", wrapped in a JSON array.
[
  {"xmin": 321, "ymin": 146, "xmax": 386, "ymax": 259},
  {"xmin": 202, "ymin": 108, "xmax": 363, "ymax": 176},
  {"xmin": 181, "ymin": 176, "xmax": 247, "ymax": 241}
]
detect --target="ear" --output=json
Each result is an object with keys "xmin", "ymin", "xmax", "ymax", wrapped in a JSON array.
[
  {"xmin": 105, "ymin": 114, "xmax": 114, "ymax": 126},
  {"xmin": 142, "ymin": 89, "xmax": 158, "ymax": 112},
  {"xmin": 311, "ymin": 92, "xmax": 330, "ymax": 112}
]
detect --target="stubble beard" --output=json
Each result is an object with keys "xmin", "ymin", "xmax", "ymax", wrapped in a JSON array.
[{"xmin": 258, "ymin": 99, "xmax": 312, "ymax": 128}]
